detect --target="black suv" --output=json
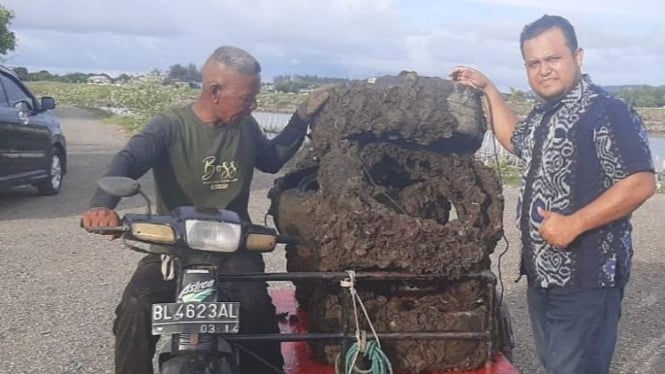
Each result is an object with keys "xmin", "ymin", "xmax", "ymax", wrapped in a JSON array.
[{"xmin": 0, "ymin": 65, "xmax": 66, "ymax": 195}]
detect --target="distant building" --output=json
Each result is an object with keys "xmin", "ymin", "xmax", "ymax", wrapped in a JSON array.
[
  {"xmin": 87, "ymin": 74, "xmax": 113, "ymax": 85},
  {"xmin": 262, "ymin": 82, "xmax": 275, "ymax": 92}
]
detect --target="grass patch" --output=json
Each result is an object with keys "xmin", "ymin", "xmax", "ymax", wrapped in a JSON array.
[
  {"xmin": 76, "ymin": 106, "xmax": 114, "ymax": 120},
  {"xmin": 27, "ymin": 81, "xmax": 665, "ymax": 135},
  {"xmin": 106, "ymin": 115, "xmax": 142, "ymax": 131},
  {"xmin": 28, "ymin": 79, "xmax": 197, "ymax": 132},
  {"xmin": 29, "ymin": 80, "xmax": 305, "ymax": 132}
]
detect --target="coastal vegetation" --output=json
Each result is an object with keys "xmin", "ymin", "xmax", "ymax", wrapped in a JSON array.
[{"xmin": 28, "ymin": 80, "xmax": 665, "ymax": 134}]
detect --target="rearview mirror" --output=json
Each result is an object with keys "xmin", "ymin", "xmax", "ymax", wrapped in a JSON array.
[
  {"xmin": 40, "ymin": 96, "xmax": 56, "ymax": 110},
  {"xmin": 98, "ymin": 176, "xmax": 141, "ymax": 197}
]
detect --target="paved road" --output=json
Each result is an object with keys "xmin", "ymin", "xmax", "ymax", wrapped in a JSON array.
[
  {"xmin": 0, "ymin": 107, "xmax": 663, "ymax": 373},
  {"xmin": 498, "ymin": 186, "xmax": 665, "ymax": 374},
  {"xmin": 0, "ymin": 107, "xmax": 282, "ymax": 374}
]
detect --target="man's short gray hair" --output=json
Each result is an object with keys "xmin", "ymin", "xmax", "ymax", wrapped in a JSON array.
[{"xmin": 206, "ymin": 46, "xmax": 261, "ymax": 75}]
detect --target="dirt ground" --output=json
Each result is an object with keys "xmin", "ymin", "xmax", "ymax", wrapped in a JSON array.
[{"xmin": 1, "ymin": 107, "xmax": 663, "ymax": 373}]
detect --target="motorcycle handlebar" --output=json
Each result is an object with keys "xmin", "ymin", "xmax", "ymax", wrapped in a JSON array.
[
  {"xmin": 80, "ymin": 218, "xmax": 127, "ymax": 235},
  {"xmin": 276, "ymin": 234, "xmax": 300, "ymax": 245},
  {"xmin": 86, "ymin": 226, "xmax": 127, "ymax": 235},
  {"xmin": 81, "ymin": 216, "xmax": 299, "ymax": 248}
]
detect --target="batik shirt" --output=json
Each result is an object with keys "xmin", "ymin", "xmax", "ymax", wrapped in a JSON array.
[{"xmin": 512, "ymin": 75, "xmax": 653, "ymax": 288}]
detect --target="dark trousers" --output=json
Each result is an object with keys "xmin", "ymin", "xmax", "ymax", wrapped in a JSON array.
[
  {"xmin": 113, "ymin": 252, "xmax": 284, "ymax": 374},
  {"xmin": 527, "ymin": 287, "xmax": 624, "ymax": 374}
]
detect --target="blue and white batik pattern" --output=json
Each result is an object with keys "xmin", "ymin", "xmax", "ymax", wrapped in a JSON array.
[
  {"xmin": 512, "ymin": 75, "xmax": 653, "ymax": 288},
  {"xmin": 515, "ymin": 81, "xmax": 596, "ymax": 287}
]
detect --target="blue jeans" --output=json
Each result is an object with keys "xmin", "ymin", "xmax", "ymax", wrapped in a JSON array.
[{"xmin": 527, "ymin": 287, "xmax": 624, "ymax": 374}]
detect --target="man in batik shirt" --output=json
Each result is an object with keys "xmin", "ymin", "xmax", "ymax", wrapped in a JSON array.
[{"xmin": 449, "ymin": 14, "xmax": 655, "ymax": 374}]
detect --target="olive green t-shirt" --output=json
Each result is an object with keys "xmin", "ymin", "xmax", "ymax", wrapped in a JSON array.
[{"xmin": 89, "ymin": 105, "xmax": 307, "ymax": 220}]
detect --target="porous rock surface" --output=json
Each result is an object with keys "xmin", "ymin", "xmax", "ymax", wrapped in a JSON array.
[{"xmin": 268, "ymin": 72, "xmax": 504, "ymax": 372}]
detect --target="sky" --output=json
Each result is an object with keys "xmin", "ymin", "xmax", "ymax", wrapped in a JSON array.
[{"xmin": 2, "ymin": 0, "xmax": 664, "ymax": 90}]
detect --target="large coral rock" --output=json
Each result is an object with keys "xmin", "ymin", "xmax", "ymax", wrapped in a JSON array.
[{"xmin": 268, "ymin": 72, "xmax": 504, "ymax": 372}]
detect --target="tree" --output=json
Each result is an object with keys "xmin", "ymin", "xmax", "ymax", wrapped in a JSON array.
[
  {"xmin": 28, "ymin": 70, "xmax": 56, "ymax": 81},
  {"xmin": 273, "ymin": 74, "xmax": 349, "ymax": 87},
  {"xmin": 167, "ymin": 63, "xmax": 201, "ymax": 82},
  {"xmin": 274, "ymin": 79, "xmax": 308, "ymax": 93},
  {"xmin": 508, "ymin": 87, "xmax": 526, "ymax": 102},
  {"xmin": 273, "ymin": 74, "xmax": 311, "ymax": 93},
  {"xmin": 273, "ymin": 74, "xmax": 292, "ymax": 84},
  {"xmin": 0, "ymin": 5, "xmax": 16, "ymax": 57},
  {"xmin": 617, "ymin": 86, "xmax": 665, "ymax": 108},
  {"xmin": 185, "ymin": 63, "xmax": 201, "ymax": 82},
  {"xmin": 12, "ymin": 66, "xmax": 27, "ymax": 80},
  {"xmin": 60, "ymin": 72, "xmax": 89, "ymax": 83},
  {"xmin": 115, "ymin": 73, "xmax": 132, "ymax": 83},
  {"xmin": 168, "ymin": 64, "xmax": 188, "ymax": 81}
]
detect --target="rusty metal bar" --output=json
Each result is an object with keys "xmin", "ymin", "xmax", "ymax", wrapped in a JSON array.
[
  {"xmin": 340, "ymin": 283, "xmax": 352, "ymax": 372},
  {"xmin": 217, "ymin": 268, "xmax": 499, "ymax": 369},
  {"xmin": 222, "ymin": 331, "xmax": 491, "ymax": 342},
  {"xmin": 219, "ymin": 270, "xmax": 497, "ymax": 283},
  {"xmin": 484, "ymin": 281, "xmax": 495, "ymax": 368}
]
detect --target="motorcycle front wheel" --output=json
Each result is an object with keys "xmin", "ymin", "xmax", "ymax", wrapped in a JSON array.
[{"xmin": 160, "ymin": 353, "xmax": 235, "ymax": 374}]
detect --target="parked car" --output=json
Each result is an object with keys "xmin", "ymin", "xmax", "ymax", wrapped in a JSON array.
[{"xmin": 0, "ymin": 64, "xmax": 66, "ymax": 195}]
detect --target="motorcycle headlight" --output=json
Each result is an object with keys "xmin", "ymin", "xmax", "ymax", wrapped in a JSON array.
[{"xmin": 185, "ymin": 220, "xmax": 242, "ymax": 253}]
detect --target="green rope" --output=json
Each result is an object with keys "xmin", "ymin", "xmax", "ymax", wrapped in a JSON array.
[{"xmin": 344, "ymin": 340, "xmax": 393, "ymax": 374}]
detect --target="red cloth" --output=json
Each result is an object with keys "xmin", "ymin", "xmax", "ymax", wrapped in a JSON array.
[{"xmin": 272, "ymin": 289, "xmax": 520, "ymax": 374}]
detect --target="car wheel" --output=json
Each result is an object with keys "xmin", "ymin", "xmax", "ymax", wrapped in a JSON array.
[{"xmin": 35, "ymin": 148, "xmax": 63, "ymax": 195}]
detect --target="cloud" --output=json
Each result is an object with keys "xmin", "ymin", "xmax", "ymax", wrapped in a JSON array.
[
  {"xmin": 467, "ymin": 0, "xmax": 665, "ymax": 19},
  {"xmin": 1, "ymin": 0, "xmax": 662, "ymax": 88},
  {"xmin": 3, "ymin": 0, "xmax": 182, "ymax": 36},
  {"xmin": 8, "ymin": 29, "xmax": 164, "ymax": 74}
]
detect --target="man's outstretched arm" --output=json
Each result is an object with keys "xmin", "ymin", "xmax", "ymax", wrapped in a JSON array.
[{"xmin": 449, "ymin": 66, "xmax": 519, "ymax": 153}]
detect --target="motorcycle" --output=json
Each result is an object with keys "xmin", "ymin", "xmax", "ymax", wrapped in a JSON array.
[
  {"xmin": 87, "ymin": 176, "xmax": 293, "ymax": 374},
  {"xmin": 87, "ymin": 176, "xmax": 515, "ymax": 374}
]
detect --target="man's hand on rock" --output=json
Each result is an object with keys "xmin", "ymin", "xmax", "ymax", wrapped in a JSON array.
[
  {"xmin": 296, "ymin": 86, "xmax": 331, "ymax": 124},
  {"xmin": 448, "ymin": 66, "xmax": 492, "ymax": 92}
]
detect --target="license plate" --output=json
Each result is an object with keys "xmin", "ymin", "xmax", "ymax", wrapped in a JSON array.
[{"xmin": 151, "ymin": 302, "xmax": 240, "ymax": 335}]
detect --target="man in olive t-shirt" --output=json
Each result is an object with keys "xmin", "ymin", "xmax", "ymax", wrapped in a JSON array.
[{"xmin": 82, "ymin": 46, "xmax": 329, "ymax": 374}]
